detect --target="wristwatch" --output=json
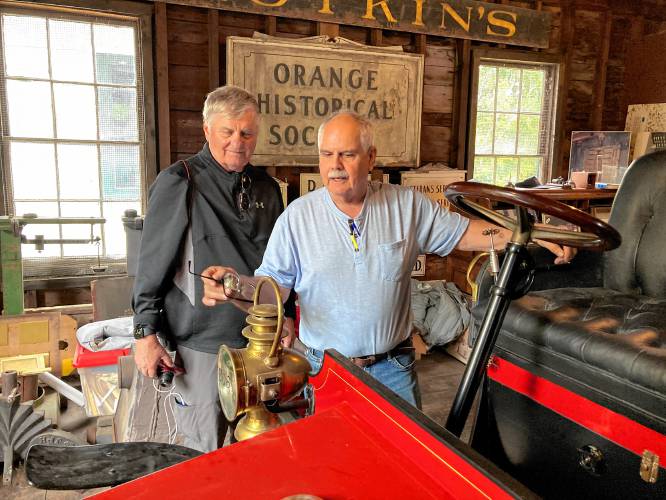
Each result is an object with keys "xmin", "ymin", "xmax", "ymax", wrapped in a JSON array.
[{"xmin": 133, "ymin": 326, "xmax": 155, "ymax": 340}]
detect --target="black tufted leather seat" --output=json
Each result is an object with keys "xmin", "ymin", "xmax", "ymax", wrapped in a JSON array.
[{"xmin": 474, "ymin": 150, "xmax": 666, "ymax": 431}]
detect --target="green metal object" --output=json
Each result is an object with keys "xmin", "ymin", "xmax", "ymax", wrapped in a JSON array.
[
  {"xmin": 0, "ymin": 216, "xmax": 105, "ymax": 316},
  {"xmin": 0, "ymin": 219, "xmax": 24, "ymax": 315}
]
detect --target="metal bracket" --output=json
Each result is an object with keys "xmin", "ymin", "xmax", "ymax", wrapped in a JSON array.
[
  {"xmin": 640, "ymin": 450, "xmax": 660, "ymax": 484},
  {"xmin": 258, "ymin": 371, "xmax": 282, "ymax": 401}
]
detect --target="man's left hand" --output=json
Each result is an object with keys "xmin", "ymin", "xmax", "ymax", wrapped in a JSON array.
[
  {"xmin": 281, "ymin": 317, "xmax": 295, "ymax": 348},
  {"xmin": 534, "ymin": 238, "xmax": 577, "ymax": 265}
]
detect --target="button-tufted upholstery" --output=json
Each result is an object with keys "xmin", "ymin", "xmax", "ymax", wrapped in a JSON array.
[
  {"xmin": 603, "ymin": 151, "xmax": 666, "ymax": 297},
  {"xmin": 473, "ymin": 151, "xmax": 666, "ymax": 428}
]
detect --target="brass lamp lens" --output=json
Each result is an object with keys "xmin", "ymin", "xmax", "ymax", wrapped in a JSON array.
[{"xmin": 218, "ymin": 346, "xmax": 242, "ymax": 421}]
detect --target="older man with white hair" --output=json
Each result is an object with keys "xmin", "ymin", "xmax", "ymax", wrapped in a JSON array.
[
  {"xmin": 201, "ymin": 111, "xmax": 573, "ymax": 408},
  {"xmin": 132, "ymin": 85, "xmax": 285, "ymax": 451}
]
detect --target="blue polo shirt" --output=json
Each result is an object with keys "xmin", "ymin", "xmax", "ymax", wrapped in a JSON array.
[{"xmin": 255, "ymin": 182, "xmax": 469, "ymax": 358}]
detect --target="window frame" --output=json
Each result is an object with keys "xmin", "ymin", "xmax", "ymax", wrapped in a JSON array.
[
  {"xmin": 0, "ymin": 0, "xmax": 156, "ymax": 219},
  {"xmin": 0, "ymin": 0, "xmax": 156, "ymax": 279},
  {"xmin": 467, "ymin": 48, "xmax": 563, "ymax": 184}
]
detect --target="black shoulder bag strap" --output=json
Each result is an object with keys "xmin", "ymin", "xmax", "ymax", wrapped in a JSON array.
[{"xmin": 181, "ymin": 159, "xmax": 193, "ymax": 222}]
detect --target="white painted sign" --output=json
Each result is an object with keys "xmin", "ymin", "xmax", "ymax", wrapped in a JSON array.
[{"xmin": 411, "ymin": 254, "xmax": 426, "ymax": 277}]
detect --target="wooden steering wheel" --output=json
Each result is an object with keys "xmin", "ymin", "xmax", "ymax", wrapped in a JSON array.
[{"xmin": 444, "ymin": 182, "xmax": 621, "ymax": 251}]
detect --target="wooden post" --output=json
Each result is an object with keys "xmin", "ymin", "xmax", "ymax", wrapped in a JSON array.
[
  {"xmin": 415, "ymin": 33, "xmax": 426, "ymax": 55},
  {"xmin": 208, "ymin": 9, "xmax": 220, "ymax": 90},
  {"xmin": 155, "ymin": 2, "xmax": 171, "ymax": 170},
  {"xmin": 592, "ymin": 11, "xmax": 612, "ymax": 130},
  {"xmin": 370, "ymin": 28, "xmax": 382, "ymax": 46},
  {"xmin": 455, "ymin": 39, "xmax": 471, "ymax": 172},
  {"xmin": 555, "ymin": 0, "xmax": 575, "ymax": 179},
  {"xmin": 317, "ymin": 22, "xmax": 339, "ymax": 39},
  {"xmin": 265, "ymin": 15, "xmax": 277, "ymax": 36}
]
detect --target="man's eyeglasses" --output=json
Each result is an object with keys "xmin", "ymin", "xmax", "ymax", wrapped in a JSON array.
[
  {"xmin": 187, "ymin": 261, "xmax": 253, "ymax": 303},
  {"xmin": 237, "ymin": 173, "xmax": 251, "ymax": 212}
]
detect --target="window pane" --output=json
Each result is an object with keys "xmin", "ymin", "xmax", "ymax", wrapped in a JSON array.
[
  {"xmin": 521, "ymin": 69, "xmax": 545, "ymax": 113},
  {"xmin": 10, "ymin": 142, "xmax": 57, "ymax": 199},
  {"xmin": 494, "ymin": 113, "xmax": 517, "ymax": 154},
  {"xmin": 49, "ymin": 19, "xmax": 94, "ymax": 83},
  {"xmin": 98, "ymin": 87, "xmax": 138, "ymax": 141},
  {"xmin": 475, "ymin": 112, "xmax": 494, "ymax": 154},
  {"xmin": 94, "ymin": 25, "xmax": 136, "ymax": 85},
  {"xmin": 518, "ymin": 114, "xmax": 541, "ymax": 155},
  {"xmin": 61, "ymin": 202, "xmax": 100, "ymax": 257},
  {"xmin": 496, "ymin": 67, "xmax": 520, "ymax": 112},
  {"xmin": 2, "ymin": 15, "xmax": 49, "ymax": 78},
  {"xmin": 477, "ymin": 66, "xmax": 496, "ymax": 111},
  {"xmin": 100, "ymin": 145, "xmax": 141, "ymax": 201},
  {"xmin": 15, "ymin": 202, "xmax": 61, "ymax": 258},
  {"xmin": 473, "ymin": 156, "xmax": 494, "ymax": 184},
  {"xmin": 54, "ymin": 83, "xmax": 97, "ymax": 139},
  {"xmin": 6, "ymin": 80, "xmax": 53, "ymax": 138},
  {"xmin": 103, "ymin": 201, "xmax": 140, "ymax": 256},
  {"xmin": 57, "ymin": 144, "xmax": 100, "ymax": 199},
  {"xmin": 496, "ymin": 157, "xmax": 518, "ymax": 186},
  {"xmin": 519, "ymin": 157, "xmax": 541, "ymax": 180}
]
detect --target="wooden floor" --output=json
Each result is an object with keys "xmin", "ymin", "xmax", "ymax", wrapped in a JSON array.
[
  {"xmin": 5, "ymin": 349, "xmax": 469, "ymax": 499},
  {"xmin": 416, "ymin": 348, "xmax": 476, "ymax": 442}
]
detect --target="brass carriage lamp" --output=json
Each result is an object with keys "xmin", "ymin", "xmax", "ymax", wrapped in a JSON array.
[{"xmin": 217, "ymin": 276, "xmax": 311, "ymax": 441}]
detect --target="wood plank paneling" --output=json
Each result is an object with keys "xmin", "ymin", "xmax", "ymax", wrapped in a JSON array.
[
  {"xmin": 208, "ymin": 9, "xmax": 219, "ymax": 90},
  {"xmin": 592, "ymin": 11, "xmax": 612, "ymax": 130},
  {"xmin": 420, "ymin": 126, "xmax": 452, "ymax": 163},
  {"xmin": 155, "ymin": 2, "xmax": 171, "ymax": 170},
  {"xmin": 169, "ymin": 42, "xmax": 208, "ymax": 66},
  {"xmin": 338, "ymin": 24, "xmax": 369, "ymax": 44},
  {"xmin": 167, "ymin": 19, "xmax": 208, "ymax": 44}
]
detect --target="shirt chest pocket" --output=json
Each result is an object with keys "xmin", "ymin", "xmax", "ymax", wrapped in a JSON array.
[{"xmin": 378, "ymin": 239, "xmax": 409, "ymax": 282}]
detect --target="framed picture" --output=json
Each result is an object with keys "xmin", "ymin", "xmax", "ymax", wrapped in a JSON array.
[{"xmin": 569, "ymin": 131, "xmax": 631, "ymax": 185}]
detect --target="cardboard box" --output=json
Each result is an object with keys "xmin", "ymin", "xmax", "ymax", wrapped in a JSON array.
[
  {"xmin": 445, "ymin": 328, "xmax": 472, "ymax": 364},
  {"xmin": 0, "ymin": 312, "xmax": 78, "ymax": 377},
  {"xmin": 400, "ymin": 169, "xmax": 466, "ymax": 208}
]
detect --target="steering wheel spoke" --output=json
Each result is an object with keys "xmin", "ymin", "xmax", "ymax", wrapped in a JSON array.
[
  {"xmin": 531, "ymin": 226, "xmax": 601, "ymax": 247},
  {"xmin": 459, "ymin": 199, "xmax": 517, "ymax": 232}
]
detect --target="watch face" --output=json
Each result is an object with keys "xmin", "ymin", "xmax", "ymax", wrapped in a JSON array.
[
  {"xmin": 133, "ymin": 327, "xmax": 144, "ymax": 340},
  {"xmin": 218, "ymin": 346, "xmax": 242, "ymax": 420}
]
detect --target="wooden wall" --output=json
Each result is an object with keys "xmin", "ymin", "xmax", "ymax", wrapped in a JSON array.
[{"xmin": 159, "ymin": 0, "xmax": 665, "ymax": 180}]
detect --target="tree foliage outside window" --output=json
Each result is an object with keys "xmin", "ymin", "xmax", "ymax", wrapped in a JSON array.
[
  {"xmin": 471, "ymin": 58, "xmax": 557, "ymax": 186},
  {"xmin": 0, "ymin": 9, "xmax": 145, "ymax": 277}
]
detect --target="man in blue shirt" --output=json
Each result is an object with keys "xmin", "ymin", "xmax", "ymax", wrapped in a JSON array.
[{"xmin": 201, "ymin": 112, "xmax": 573, "ymax": 408}]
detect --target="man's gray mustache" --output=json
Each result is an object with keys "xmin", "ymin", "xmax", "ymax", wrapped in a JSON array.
[{"xmin": 328, "ymin": 171, "xmax": 349, "ymax": 179}]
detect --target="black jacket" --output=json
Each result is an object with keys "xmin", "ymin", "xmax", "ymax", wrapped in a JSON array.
[{"xmin": 132, "ymin": 144, "xmax": 283, "ymax": 353}]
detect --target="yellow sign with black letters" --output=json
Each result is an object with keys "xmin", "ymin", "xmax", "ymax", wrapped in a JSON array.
[{"xmin": 160, "ymin": 1, "xmax": 551, "ymax": 48}]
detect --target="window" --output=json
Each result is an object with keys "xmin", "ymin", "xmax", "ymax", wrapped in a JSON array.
[
  {"xmin": 468, "ymin": 50, "xmax": 560, "ymax": 186},
  {"xmin": 0, "ymin": 3, "xmax": 154, "ymax": 278}
]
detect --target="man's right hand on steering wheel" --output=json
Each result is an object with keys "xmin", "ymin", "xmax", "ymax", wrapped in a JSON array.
[{"xmin": 457, "ymin": 219, "xmax": 577, "ymax": 264}]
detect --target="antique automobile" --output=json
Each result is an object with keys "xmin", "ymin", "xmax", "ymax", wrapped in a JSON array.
[{"xmin": 28, "ymin": 152, "xmax": 666, "ymax": 498}]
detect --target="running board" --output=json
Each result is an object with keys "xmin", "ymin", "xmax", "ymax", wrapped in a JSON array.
[{"xmin": 25, "ymin": 442, "xmax": 202, "ymax": 490}]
